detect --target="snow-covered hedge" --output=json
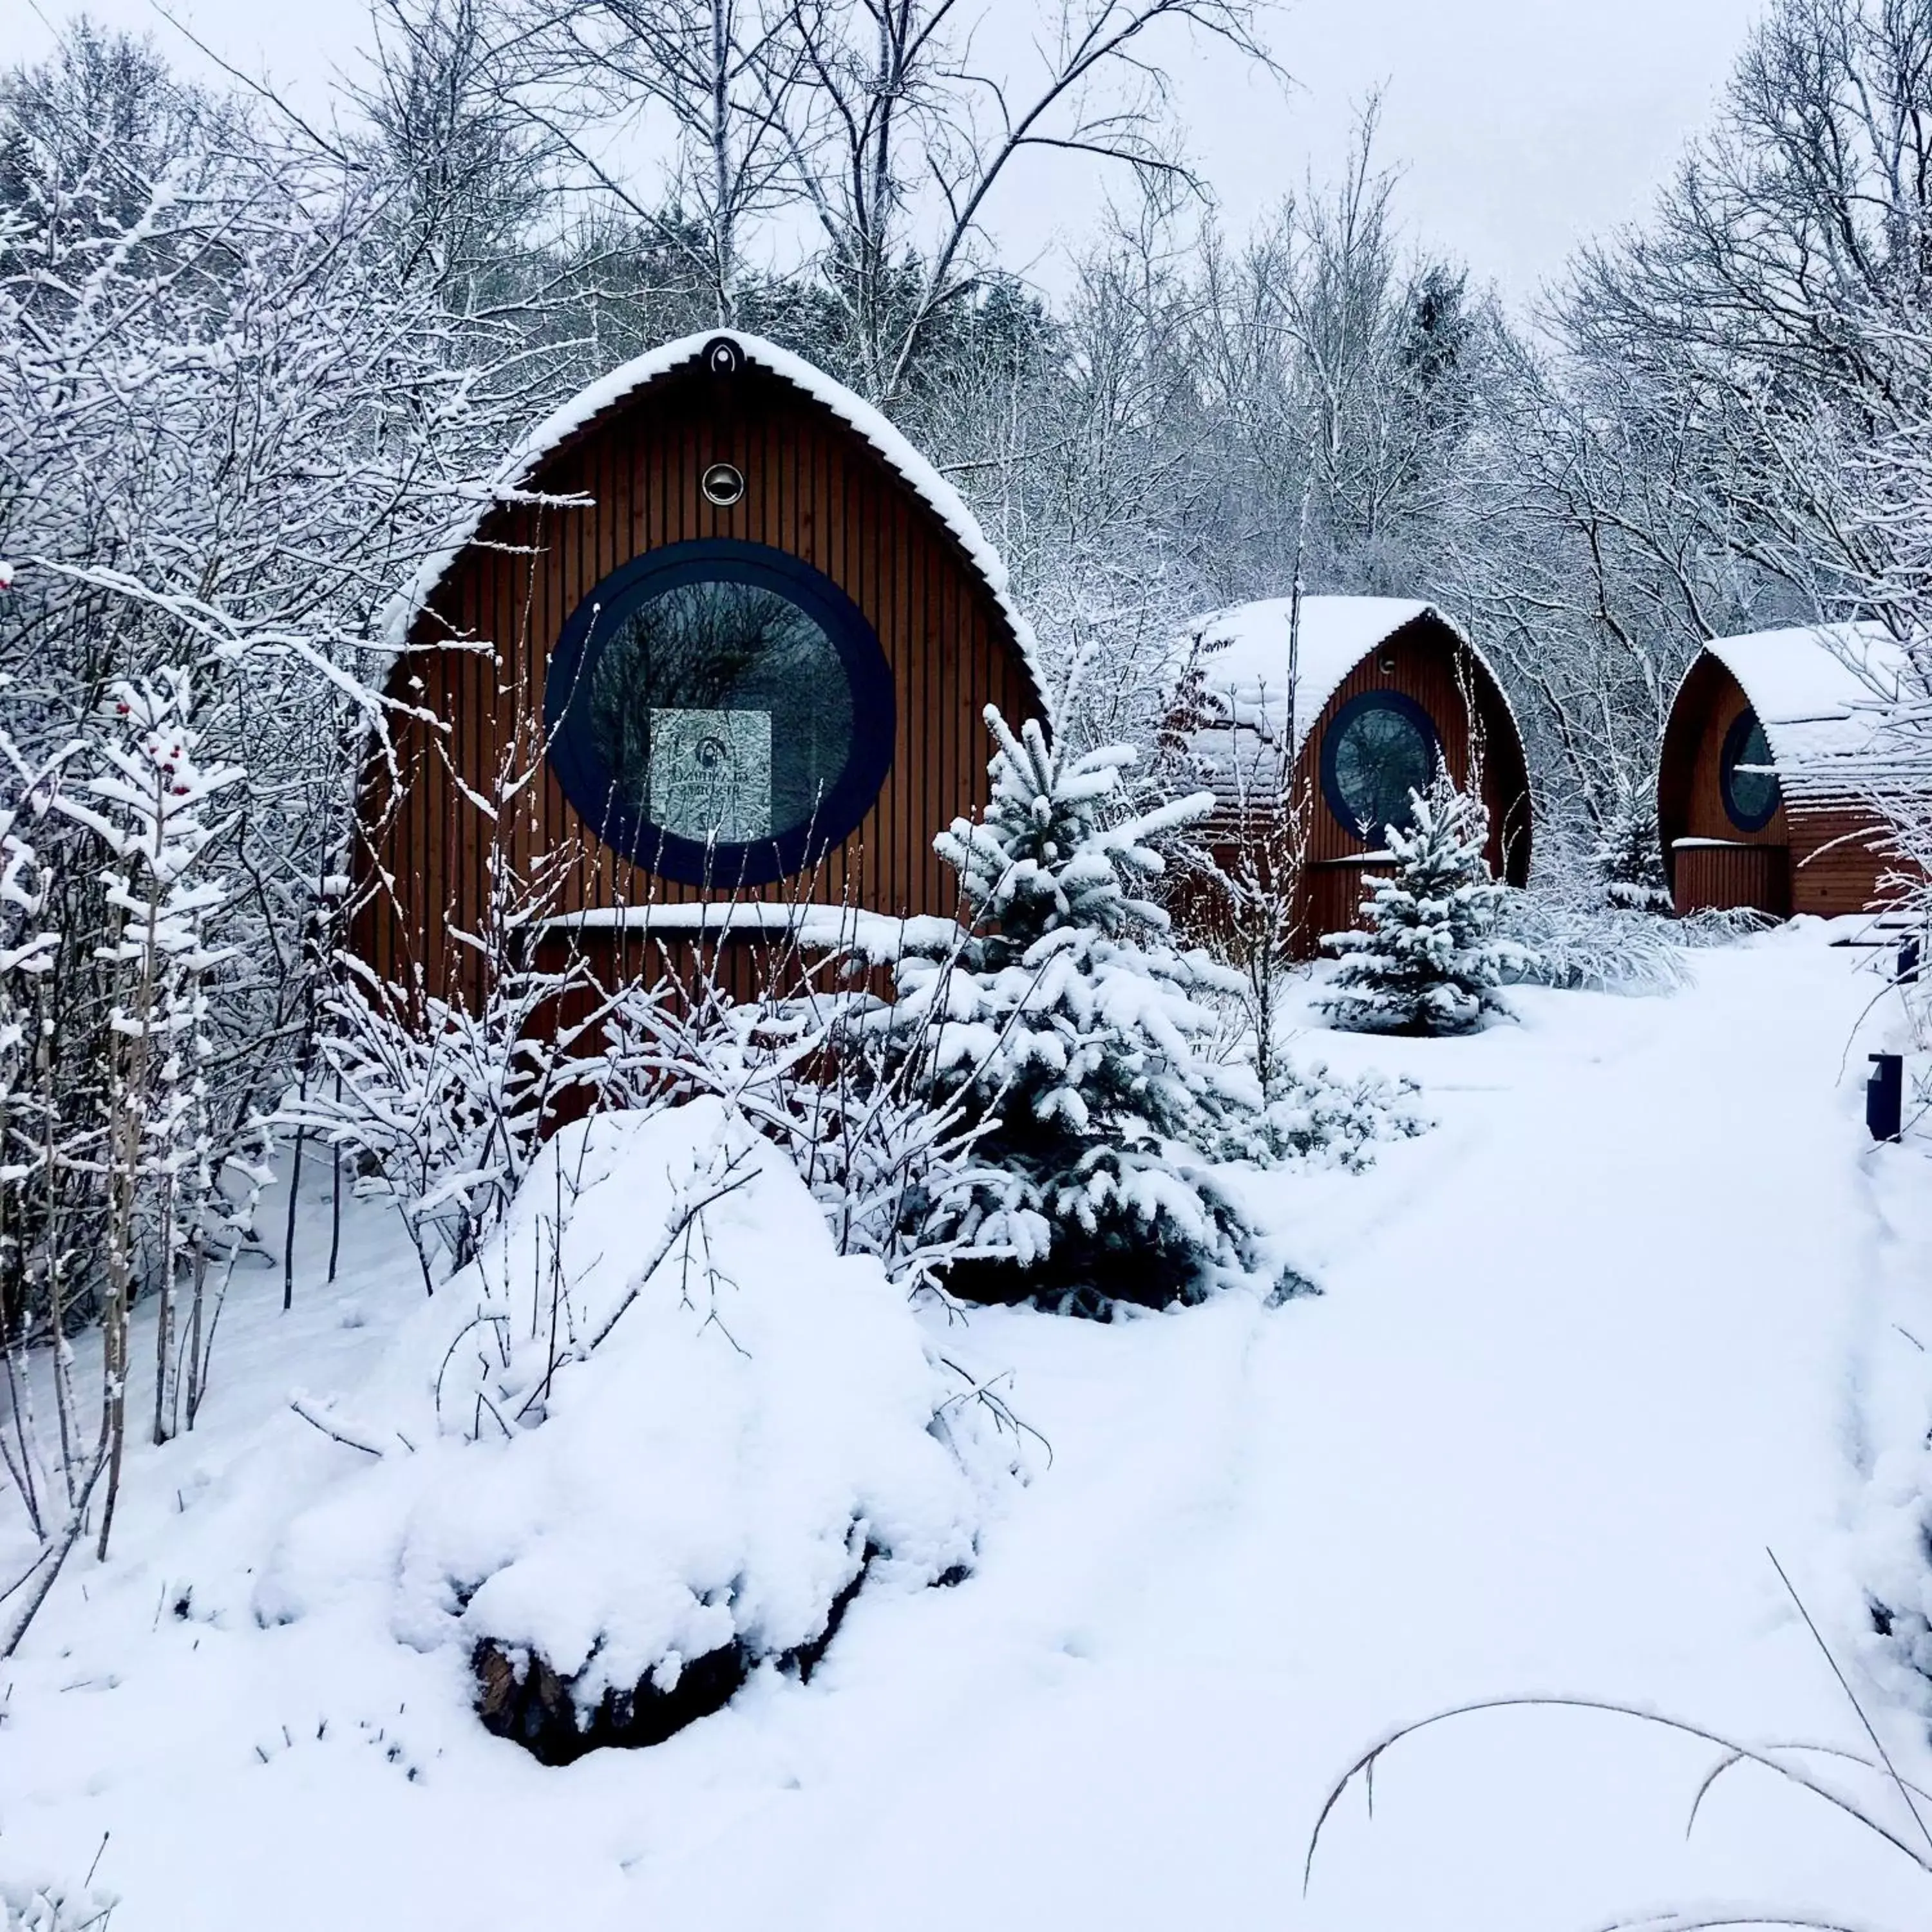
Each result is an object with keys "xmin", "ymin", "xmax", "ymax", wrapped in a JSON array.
[
  {"xmin": 262, "ymin": 1099, "xmax": 1023, "ymax": 1761},
  {"xmin": 1236, "ymin": 1064, "xmax": 1425, "ymax": 1170}
]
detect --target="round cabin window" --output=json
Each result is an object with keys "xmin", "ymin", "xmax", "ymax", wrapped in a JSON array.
[
  {"xmin": 1719, "ymin": 707, "xmax": 1780, "ymax": 831},
  {"xmin": 1320, "ymin": 690, "xmax": 1439, "ymax": 842},
  {"xmin": 544, "ymin": 540, "xmax": 894, "ymax": 885}
]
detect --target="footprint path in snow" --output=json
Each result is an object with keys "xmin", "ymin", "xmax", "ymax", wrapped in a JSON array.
[{"xmin": 611, "ymin": 930, "xmax": 1927, "ymax": 1932}]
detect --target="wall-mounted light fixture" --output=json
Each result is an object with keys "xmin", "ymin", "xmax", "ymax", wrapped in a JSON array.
[{"xmin": 702, "ymin": 462, "xmax": 745, "ymax": 506}]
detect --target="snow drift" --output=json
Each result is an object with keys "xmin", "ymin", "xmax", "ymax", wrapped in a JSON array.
[{"xmin": 260, "ymin": 1099, "xmax": 1019, "ymax": 1761}]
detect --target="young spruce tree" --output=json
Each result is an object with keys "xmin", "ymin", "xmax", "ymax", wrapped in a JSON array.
[
  {"xmin": 885, "ymin": 707, "xmax": 1271, "ymax": 1314},
  {"xmin": 1320, "ymin": 766, "xmax": 1516, "ymax": 1036},
  {"xmin": 1593, "ymin": 783, "xmax": 1672, "ymax": 913}
]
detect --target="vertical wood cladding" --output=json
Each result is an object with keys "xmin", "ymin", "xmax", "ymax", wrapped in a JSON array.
[
  {"xmin": 352, "ymin": 355, "xmax": 1038, "ymax": 1005},
  {"xmin": 1673, "ymin": 844, "xmax": 1792, "ymax": 917},
  {"xmin": 1196, "ymin": 613, "xmax": 1533, "ymax": 956},
  {"xmin": 1287, "ymin": 617, "xmax": 1532, "ymax": 878},
  {"xmin": 1659, "ymin": 652, "xmax": 1897, "ymax": 918}
]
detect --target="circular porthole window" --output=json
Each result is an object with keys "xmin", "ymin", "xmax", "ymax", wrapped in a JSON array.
[
  {"xmin": 1321, "ymin": 690, "xmax": 1439, "ymax": 842},
  {"xmin": 1720, "ymin": 707, "xmax": 1780, "ymax": 831},
  {"xmin": 544, "ymin": 540, "xmax": 895, "ymax": 886}
]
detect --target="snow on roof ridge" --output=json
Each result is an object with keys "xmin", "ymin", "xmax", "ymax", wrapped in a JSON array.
[
  {"xmin": 1690, "ymin": 620, "xmax": 1915, "ymax": 797},
  {"xmin": 1180, "ymin": 594, "xmax": 1519, "ymax": 767},
  {"xmin": 379, "ymin": 329, "xmax": 1046, "ymax": 704}
]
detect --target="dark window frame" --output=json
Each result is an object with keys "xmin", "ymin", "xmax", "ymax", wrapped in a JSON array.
[
  {"xmin": 1319, "ymin": 688, "xmax": 1440, "ymax": 842},
  {"xmin": 544, "ymin": 538, "xmax": 896, "ymax": 886},
  {"xmin": 1719, "ymin": 706, "xmax": 1781, "ymax": 833}
]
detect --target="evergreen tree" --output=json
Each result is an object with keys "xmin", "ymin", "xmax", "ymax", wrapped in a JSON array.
[
  {"xmin": 1320, "ymin": 768, "xmax": 1517, "ymax": 1036},
  {"xmin": 884, "ymin": 706, "xmax": 1270, "ymax": 1313},
  {"xmin": 1593, "ymin": 786, "xmax": 1672, "ymax": 913}
]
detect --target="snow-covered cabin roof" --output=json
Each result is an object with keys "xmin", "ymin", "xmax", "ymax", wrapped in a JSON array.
[
  {"xmin": 1176, "ymin": 596, "xmax": 1520, "ymax": 800},
  {"xmin": 1687, "ymin": 621, "xmax": 1915, "ymax": 800},
  {"xmin": 380, "ymin": 330, "xmax": 1046, "ymax": 701}
]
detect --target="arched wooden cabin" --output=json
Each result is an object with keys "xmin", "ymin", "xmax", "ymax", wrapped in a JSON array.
[
  {"xmin": 1658, "ymin": 624, "xmax": 1908, "ymax": 918},
  {"xmin": 1173, "ymin": 598, "xmax": 1532, "ymax": 951},
  {"xmin": 354, "ymin": 332, "xmax": 1045, "ymax": 1006}
]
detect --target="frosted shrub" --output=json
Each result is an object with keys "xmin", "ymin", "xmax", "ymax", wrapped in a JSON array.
[
  {"xmin": 1495, "ymin": 893, "xmax": 1693, "ymax": 994},
  {"xmin": 1237, "ymin": 1064, "xmax": 1425, "ymax": 1170},
  {"xmin": 600, "ymin": 957, "xmax": 1006, "ymax": 1303},
  {"xmin": 290, "ymin": 768, "xmax": 597, "ymax": 1289},
  {"xmin": 1, "ymin": 1880, "xmax": 115, "ymax": 1932},
  {"xmin": 264, "ymin": 1100, "xmax": 1021, "ymax": 1761},
  {"xmin": 1320, "ymin": 768, "xmax": 1528, "ymax": 1036}
]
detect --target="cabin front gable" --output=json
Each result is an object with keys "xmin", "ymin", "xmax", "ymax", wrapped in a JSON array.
[{"xmin": 354, "ymin": 338, "xmax": 1041, "ymax": 1007}]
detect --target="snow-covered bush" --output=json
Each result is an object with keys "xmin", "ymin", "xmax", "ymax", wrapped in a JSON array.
[
  {"xmin": 48, "ymin": 671, "xmax": 246, "ymax": 1534},
  {"xmin": 875, "ymin": 706, "xmax": 1279, "ymax": 1313},
  {"xmin": 1320, "ymin": 768, "xmax": 1528, "ymax": 1036},
  {"xmin": 293, "ymin": 811, "xmax": 597, "ymax": 1289},
  {"xmin": 1237, "ymin": 1064, "xmax": 1426, "ymax": 1170},
  {"xmin": 1179, "ymin": 728, "xmax": 1312, "ymax": 1098},
  {"xmin": 0, "ymin": 1879, "xmax": 115, "ymax": 1932},
  {"xmin": 263, "ymin": 1099, "xmax": 1023, "ymax": 1762},
  {"xmin": 0, "ymin": 735, "xmax": 67, "ymax": 1585},
  {"xmin": 1493, "ymin": 892, "xmax": 1693, "ymax": 994},
  {"xmin": 600, "ymin": 951, "xmax": 1004, "ymax": 1302},
  {"xmin": 1674, "ymin": 905, "xmax": 1780, "ymax": 945}
]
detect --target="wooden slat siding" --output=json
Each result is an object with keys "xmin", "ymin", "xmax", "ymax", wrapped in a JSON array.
[
  {"xmin": 353, "ymin": 352, "xmax": 1043, "ymax": 1008},
  {"xmin": 922, "ymin": 512, "xmax": 942, "ymax": 909},
  {"xmin": 1788, "ymin": 804, "xmax": 1904, "ymax": 913},
  {"xmin": 1307, "ymin": 860, "xmax": 1392, "ymax": 949},
  {"xmin": 1659, "ymin": 650, "xmax": 1900, "ymax": 917},
  {"xmin": 1674, "ymin": 843, "xmax": 1790, "ymax": 916},
  {"xmin": 1183, "ymin": 614, "xmax": 1533, "ymax": 960}
]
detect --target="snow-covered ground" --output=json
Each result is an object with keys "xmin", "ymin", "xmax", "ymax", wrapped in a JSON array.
[{"xmin": 6, "ymin": 918, "xmax": 1931, "ymax": 1931}]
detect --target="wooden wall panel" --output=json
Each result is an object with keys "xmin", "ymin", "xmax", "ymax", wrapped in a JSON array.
[
  {"xmin": 1673, "ymin": 843, "xmax": 1791, "ymax": 916},
  {"xmin": 1302, "ymin": 860, "xmax": 1390, "ymax": 951},
  {"xmin": 1660, "ymin": 652, "xmax": 1899, "ymax": 917},
  {"xmin": 1193, "ymin": 613, "xmax": 1533, "ymax": 959},
  {"xmin": 351, "ymin": 354, "xmax": 1042, "ymax": 1006},
  {"xmin": 1282, "ymin": 619, "xmax": 1531, "ymax": 880}
]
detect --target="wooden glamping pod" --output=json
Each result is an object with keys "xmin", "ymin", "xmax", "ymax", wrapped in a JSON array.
[
  {"xmin": 353, "ymin": 331, "xmax": 1045, "ymax": 1006},
  {"xmin": 1658, "ymin": 623, "xmax": 1908, "ymax": 919},
  {"xmin": 1175, "ymin": 598, "xmax": 1531, "ymax": 951}
]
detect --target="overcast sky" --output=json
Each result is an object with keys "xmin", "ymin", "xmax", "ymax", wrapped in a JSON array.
[{"xmin": 17, "ymin": 0, "xmax": 1767, "ymax": 308}]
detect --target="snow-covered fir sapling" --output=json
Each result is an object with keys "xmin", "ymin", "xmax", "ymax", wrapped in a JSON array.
[
  {"xmin": 1320, "ymin": 765, "xmax": 1522, "ymax": 1037},
  {"xmin": 880, "ymin": 706, "xmax": 1276, "ymax": 1312},
  {"xmin": 1593, "ymin": 782, "xmax": 1672, "ymax": 914}
]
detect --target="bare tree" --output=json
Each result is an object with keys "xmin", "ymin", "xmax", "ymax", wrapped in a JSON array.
[
  {"xmin": 773, "ymin": 0, "xmax": 1276, "ymax": 397},
  {"xmin": 491, "ymin": 0, "xmax": 806, "ymax": 323}
]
